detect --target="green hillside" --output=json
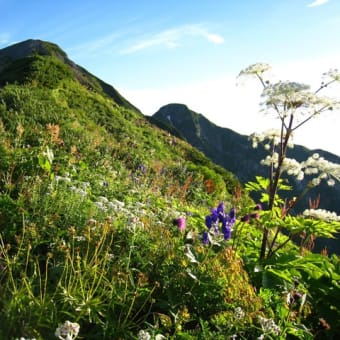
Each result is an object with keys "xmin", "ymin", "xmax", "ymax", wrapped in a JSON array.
[{"xmin": 0, "ymin": 40, "xmax": 339, "ymax": 339}]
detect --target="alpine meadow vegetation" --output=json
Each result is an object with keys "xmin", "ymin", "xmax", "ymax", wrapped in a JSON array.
[{"xmin": 0, "ymin": 41, "xmax": 340, "ymax": 339}]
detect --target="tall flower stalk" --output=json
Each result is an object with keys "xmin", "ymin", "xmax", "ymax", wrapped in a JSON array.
[{"xmin": 239, "ymin": 64, "xmax": 340, "ymax": 259}]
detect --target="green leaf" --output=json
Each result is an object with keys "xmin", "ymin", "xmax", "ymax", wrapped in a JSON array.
[{"xmin": 38, "ymin": 154, "xmax": 51, "ymax": 172}]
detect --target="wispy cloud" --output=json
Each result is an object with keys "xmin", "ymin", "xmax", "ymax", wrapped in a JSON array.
[
  {"xmin": 307, "ymin": 0, "xmax": 329, "ymax": 8},
  {"xmin": 67, "ymin": 32, "xmax": 124, "ymax": 59},
  {"xmin": 121, "ymin": 24, "xmax": 224, "ymax": 54}
]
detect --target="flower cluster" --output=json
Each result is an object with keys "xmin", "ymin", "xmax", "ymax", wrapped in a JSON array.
[
  {"xmin": 234, "ymin": 306, "xmax": 245, "ymax": 319},
  {"xmin": 323, "ymin": 68, "xmax": 340, "ymax": 82},
  {"xmin": 250, "ymin": 129, "xmax": 294, "ymax": 149},
  {"xmin": 258, "ymin": 316, "xmax": 280, "ymax": 336},
  {"xmin": 137, "ymin": 330, "xmax": 151, "ymax": 340},
  {"xmin": 54, "ymin": 320, "xmax": 80, "ymax": 340},
  {"xmin": 303, "ymin": 208, "xmax": 340, "ymax": 222},
  {"xmin": 203, "ymin": 202, "xmax": 236, "ymax": 244},
  {"xmin": 301, "ymin": 153, "xmax": 340, "ymax": 185},
  {"xmin": 257, "ymin": 150, "xmax": 340, "ymax": 185},
  {"xmin": 238, "ymin": 62, "xmax": 272, "ymax": 77},
  {"xmin": 137, "ymin": 330, "xmax": 165, "ymax": 340},
  {"xmin": 262, "ymin": 81, "xmax": 310, "ymax": 108}
]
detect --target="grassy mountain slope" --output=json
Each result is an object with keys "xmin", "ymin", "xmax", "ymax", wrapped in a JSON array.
[{"xmin": 0, "ymin": 40, "xmax": 261, "ymax": 338}]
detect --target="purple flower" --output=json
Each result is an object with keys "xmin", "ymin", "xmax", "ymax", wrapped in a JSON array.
[
  {"xmin": 217, "ymin": 202, "xmax": 225, "ymax": 213},
  {"xmin": 223, "ymin": 227, "xmax": 231, "ymax": 240},
  {"xmin": 204, "ymin": 204, "xmax": 236, "ymax": 242},
  {"xmin": 250, "ymin": 212, "xmax": 259, "ymax": 219},
  {"xmin": 177, "ymin": 217, "xmax": 186, "ymax": 232},
  {"xmin": 254, "ymin": 203, "xmax": 262, "ymax": 211},
  {"xmin": 229, "ymin": 208, "xmax": 236, "ymax": 222},
  {"xmin": 241, "ymin": 214, "xmax": 250, "ymax": 222},
  {"xmin": 202, "ymin": 231, "xmax": 210, "ymax": 245},
  {"xmin": 211, "ymin": 208, "xmax": 218, "ymax": 222},
  {"xmin": 205, "ymin": 215, "xmax": 213, "ymax": 229},
  {"xmin": 137, "ymin": 163, "xmax": 147, "ymax": 174}
]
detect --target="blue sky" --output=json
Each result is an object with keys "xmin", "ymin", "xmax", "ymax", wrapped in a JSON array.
[{"xmin": 1, "ymin": 0, "xmax": 340, "ymax": 155}]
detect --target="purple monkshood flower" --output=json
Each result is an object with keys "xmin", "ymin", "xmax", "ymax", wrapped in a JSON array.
[
  {"xmin": 211, "ymin": 208, "xmax": 218, "ymax": 222},
  {"xmin": 223, "ymin": 227, "xmax": 231, "ymax": 240},
  {"xmin": 254, "ymin": 203, "xmax": 262, "ymax": 210},
  {"xmin": 229, "ymin": 208, "xmax": 236, "ymax": 221},
  {"xmin": 202, "ymin": 231, "xmax": 210, "ymax": 245},
  {"xmin": 205, "ymin": 215, "xmax": 212, "ymax": 229},
  {"xmin": 202, "ymin": 203, "xmax": 236, "ymax": 244},
  {"xmin": 217, "ymin": 202, "xmax": 225, "ymax": 213}
]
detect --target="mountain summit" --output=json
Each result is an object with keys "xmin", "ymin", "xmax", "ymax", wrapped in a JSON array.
[
  {"xmin": 0, "ymin": 39, "xmax": 138, "ymax": 111},
  {"xmin": 0, "ymin": 39, "xmax": 68, "ymax": 61}
]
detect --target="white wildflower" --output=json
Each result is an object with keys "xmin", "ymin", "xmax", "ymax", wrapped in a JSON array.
[
  {"xmin": 107, "ymin": 201, "xmax": 116, "ymax": 210},
  {"xmin": 303, "ymin": 209, "xmax": 340, "ymax": 222},
  {"xmin": 297, "ymin": 171, "xmax": 304, "ymax": 181},
  {"xmin": 281, "ymin": 157, "xmax": 303, "ymax": 178},
  {"xmin": 304, "ymin": 167, "xmax": 318, "ymax": 175},
  {"xmin": 260, "ymin": 153, "xmax": 279, "ymax": 167},
  {"xmin": 55, "ymin": 320, "xmax": 80, "ymax": 340},
  {"xmin": 302, "ymin": 154, "xmax": 340, "ymax": 183},
  {"xmin": 76, "ymin": 189, "xmax": 87, "ymax": 197},
  {"xmin": 323, "ymin": 68, "xmax": 340, "ymax": 82},
  {"xmin": 234, "ymin": 306, "xmax": 245, "ymax": 319},
  {"xmin": 238, "ymin": 62, "xmax": 272, "ymax": 77},
  {"xmin": 137, "ymin": 330, "xmax": 151, "ymax": 340},
  {"xmin": 97, "ymin": 196, "xmax": 109, "ymax": 203},
  {"xmin": 112, "ymin": 199, "xmax": 125, "ymax": 207},
  {"xmin": 93, "ymin": 201, "xmax": 107, "ymax": 211},
  {"xmin": 74, "ymin": 236, "xmax": 86, "ymax": 242},
  {"xmin": 155, "ymin": 335, "xmax": 166, "ymax": 340},
  {"xmin": 258, "ymin": 316, "xmax": 280, "ymax": 336},
  {"xmin": 327, "ymin": 178, "xmax": 335, "ymax": 186},
  {"xmin": 55, "ymin": 176, "xmax": 71, "ymax": 183},
  {"xmin": 81, "ymin": 181, "xmax": 90, "ymax": 188},
  {"xmin": 311, "ymin": 178, "xmax": 321, "ymax": 186}
]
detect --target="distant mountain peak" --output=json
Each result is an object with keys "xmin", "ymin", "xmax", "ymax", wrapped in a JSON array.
[{"xmin": 0, "ymin": 39, "xmax": 67, "ymax": 61}]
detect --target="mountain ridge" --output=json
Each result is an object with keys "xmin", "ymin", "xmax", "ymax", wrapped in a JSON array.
[
  {"xmin": 0, "ymin": 39, "xmax": 139, "ymax": 112},
  {"xmin": 152, "ymin": 103, "xmax": 340, "ymax": 211}
]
